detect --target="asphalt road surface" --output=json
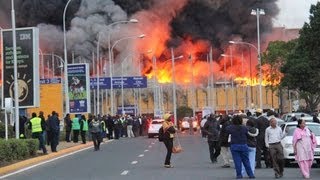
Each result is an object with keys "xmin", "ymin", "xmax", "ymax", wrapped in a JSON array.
[{"xmin": 4, "ymin": 132, "xmax": 320, "ymax": 180}]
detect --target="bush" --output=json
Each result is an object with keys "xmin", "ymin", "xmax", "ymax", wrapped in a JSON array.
[
  {"xmin": 0, "ymin": 139, "xmax": 39, "ymax": 165},
  {"xmin": 0, "ymin": 122, "xmax": 15, "ymax": 138}
]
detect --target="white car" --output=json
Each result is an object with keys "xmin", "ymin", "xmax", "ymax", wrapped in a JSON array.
[
  {"xmin": 280, "ymin": 122, "xmax": 320, "ymax": 165},
  {"xmin": 180, "ymin": 117, "xmax": 198, "ymax": 131},
  {"xmin": 148, "ymin": 119, "xmax": 164, "ymax": 138},
  {"xmin": 281, "ymin": 113, "xmax": 313, "ymax": 122}
]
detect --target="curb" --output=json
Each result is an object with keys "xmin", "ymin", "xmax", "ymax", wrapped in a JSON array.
[{"xmin": 0, "ymin": 142, "xmax": 94, "ymax": 176}]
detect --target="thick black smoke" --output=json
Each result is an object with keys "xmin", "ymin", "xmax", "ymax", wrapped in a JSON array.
[
  {"xmin": 114, "ymin": 0, "xmax": 154, "ymax": 16},
  {"xmin": 169, "ymin": 0, "xmax": 279, "ymax": 53},
  {"xmin": 0, "ymin": 0, "xmax": 81, "ymax": 28}
]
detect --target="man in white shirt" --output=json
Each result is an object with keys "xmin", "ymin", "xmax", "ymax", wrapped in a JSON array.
[{"xmin": 265, "ymin": 118, "xmax": 286, "ymax": 179}]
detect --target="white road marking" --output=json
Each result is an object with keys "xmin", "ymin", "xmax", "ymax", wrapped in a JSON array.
[
  {"xmin": 144, "ymin": 149, "xmax": 149, "ymax": 152},
  {"xmin": 121, "ymin": 170, "xmax": 129, "ymax": 175},
  {"xmin": 148, "ymin": 145, "xmax": 152, "ymax": 148},
  {"xmin": 0, "ymin": 140, "xmax": 114, "ymax": 179},
  {"xmin": 138, "ymin": 154, "xmax": 144, "ymax": 157},
  {"xmin": 151, "ymin": 142, "xmax": 155, "ymax": 145},
  {"xmin": 131, "ymin": 161, "xmax": 138, "ymax": 164}
]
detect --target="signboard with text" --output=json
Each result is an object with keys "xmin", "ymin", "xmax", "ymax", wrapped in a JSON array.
[
  {"xmin": 67, "ymin": 64, "xmax": 90, "ymax": 114},
  {"xmin": 1, "ymin": 27, "xmax": 40, "ymax": 108},
  {"xmin": 90, "ymin": 76, "xmax": 147, "ymax": 89}
]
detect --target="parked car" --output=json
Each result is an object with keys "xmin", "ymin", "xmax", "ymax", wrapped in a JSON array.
[
  {"xmin": 281, "ymin": 113, "xmax": 313, "ymax": 122},
  {"xmin": 148, "ymin": 119, "xmax": 164, "ymax": 138},
  {"xmin": 280, "ymin": 122, "xmax": 320, "ymax": 166},
  {"xmin": 180, "ymin": 117, "xmax": 198, "ymax": 131}
]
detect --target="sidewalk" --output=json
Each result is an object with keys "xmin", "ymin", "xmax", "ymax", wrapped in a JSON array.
[{"xmin": 0, "ymin": 140, "xmax": 94, "ymax": 176}]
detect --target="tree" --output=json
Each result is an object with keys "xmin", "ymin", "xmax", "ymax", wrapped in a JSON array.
[
  {"xmin": 281, "ymin": 2, "xmax": 320, "ymax": 112},
  {"xmin": 262, "ymin": 40, "xmax": 297, "ymax": 108}
]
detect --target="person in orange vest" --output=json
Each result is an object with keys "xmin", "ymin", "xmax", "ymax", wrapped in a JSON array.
[{"xmin": 28, "ymin": 112, "xmax": 47, "ymax": 154}]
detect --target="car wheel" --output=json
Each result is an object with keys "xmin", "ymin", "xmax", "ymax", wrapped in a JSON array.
[
  {"xmin": 316, "ymin": 159, "xmax": 320, "ymax": 165},
  {"xmin": 284, "ymin": 160, "xmax": 291, "ymax": 167}
]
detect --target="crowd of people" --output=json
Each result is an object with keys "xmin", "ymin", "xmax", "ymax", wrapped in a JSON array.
[{"xmin": 199, "ymin": 110, "xmax": 317, "ymax": 179}]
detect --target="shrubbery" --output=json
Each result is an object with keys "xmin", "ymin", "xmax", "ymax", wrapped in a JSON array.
[
  {"xmin": 0, "ymin": 122, "xmax": 15, "ymax": 138},
  {"xmin": 0, "ymin": 139, "xmax": 39, "ymax": 165}
]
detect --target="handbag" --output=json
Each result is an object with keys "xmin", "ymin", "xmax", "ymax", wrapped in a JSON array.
[{"xmin": 172, "ymin": 132, "xmax": 183, "ymax": 153}]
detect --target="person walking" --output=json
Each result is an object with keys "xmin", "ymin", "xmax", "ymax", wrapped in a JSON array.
[
  {"xmin": 242, "ymin": 118, "xmax": 259, "ymax": 177},
  {"xmin": 265, "ymin": 118, "xmax": 286, "ymax": 179},
  {"xmin": 255, "ymin": 108, "xmax": 271, "ymax": 168},
  {"xmin": 162, "ymin": 113, "xmax": 176, "ymax": 168},
  {"xmin": 106, "ymin": 115, "xmax": 114, "ymax": 139},
  {"xmin": 72, "ymin": 114, "xmax": 81, "ymax": 143},
  {"xmin": 89, "ymin": 117, "xmax": 102, "ymax": 151},
  {"xmin": 219, "ymin": 114, "xmax": 231, "ymax": 168},
  {"xmin": 80, "ymin": 115, "xmax": 88, "ymax": 144},
  {"xmin": 64, "ymin": 114, "xmax": 72, "ymax": 142},
  {"xmin": 293, "ymin": 119, "xmax": 317, "ymax": 179},
  {"xmin": 47, "ymin": 111, "xmax": 60, "ymax": 152},
  {"xmin": 226, "ymin": 115, "xmax": 255, "ymax": 179},
  {"xmin": 203, "ymin": 113, "xmax": 221, "ymax": 163},
  {"xmin": 28, "ymin": 112, "xmax": 47, "ymax": 154}
]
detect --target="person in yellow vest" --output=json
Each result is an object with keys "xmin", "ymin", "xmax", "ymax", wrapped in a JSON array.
[
  {"xmin": 28, "ymin": 112, "xmax": 47, "ymax": 154},
  {"xmin": 80, "ymin": 114, "xmax": 88, "ymax": 144},
  {"xmin": 72, "ymin": 114, "xmax": 81, "ymax": 143}
]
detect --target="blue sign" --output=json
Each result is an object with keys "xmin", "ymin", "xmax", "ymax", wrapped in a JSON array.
[
  {"xmin": 90, "ymin": 76, "xmax": 147, "ymax": 89},
  {"xmin": 117, "ymin": 105, "xmax": 137, "ymax": 115},
  {"xmin": 40, "ymin": 78, "xmax": 62, "ymax": 84},
  {"xmin": 67, "ymin": 64, "xmax": 90, "ymax": 114}
]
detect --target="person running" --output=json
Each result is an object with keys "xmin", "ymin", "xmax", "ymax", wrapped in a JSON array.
[
  {"xmin": 293, "ymin": 119, "xmax": 317, "ymax": 179},
  {"xmin": 226, "ymin": 115, "xmax": 255, "ymax": 179},
  {"xmin": 265, "ymin": 118, "xmax": 286, "ymax": 179},
  {"xmin": 90, "ymin": 117, "xmax": 102, "ymax": 151},
  {"xmin": 162, "ymin": 113, "xmax": 176, "ymax": 168},
  {"xmin": 203, "ymin": 113, "xmax": 221, "ymax": 163}
]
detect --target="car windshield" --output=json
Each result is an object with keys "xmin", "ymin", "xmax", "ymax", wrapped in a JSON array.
[{"xmin": 285, "ymin": 124, "xmax": 320, "ymax": 136}]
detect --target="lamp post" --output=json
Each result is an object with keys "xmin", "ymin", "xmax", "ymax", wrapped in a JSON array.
[
  {"xmin": 221, "ymin": 54, "xmax": 235, "ymax": 113},
  {"xmin": 109, "ymin": 34, "xmax": 145, "ymax": 115},
  {"xmin": 11, "ymin": 0, "xmax": 20, "ymax": 139},
  {"xmin": 63, "ymin": 0, "xmax": 74, "ymax": 114},
  {"xmin": 97, "ymin": 19, "xmax": 138, "ymax": 115},
  {"xmin": 251, "ymin": 8, "xmax": 265, "ymax": 110},
  {"xmin": 170, "ymin": 48, "xmax": 184, "ymax": 127},
  {"xmin": 229, "ymin": 40, "xmax": 263, "ymax": 110}
]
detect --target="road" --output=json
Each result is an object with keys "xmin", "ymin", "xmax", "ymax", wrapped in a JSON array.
[{"xmin": 3, "ymin": 132, "xmax": 320, "ymax": 180}]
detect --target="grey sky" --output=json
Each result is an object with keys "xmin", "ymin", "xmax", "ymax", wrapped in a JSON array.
[{"xmin": 275, "ymin": 0, "xmax": 319, "ymax": 28}]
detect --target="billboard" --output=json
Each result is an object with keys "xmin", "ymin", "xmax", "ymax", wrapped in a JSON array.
[
  {"xmin": 67, "ymin": 64, "xmax": 90, "ymax": 114},
  {"xmin": 90, "ymin": 76, "xmax": 147, "ymax": 89},
  {"xmin": 1, "ymin": 27, "xmax": 40, "ymax": 108},
  {"xmin": 27, "ymin": 78, "xmax": 63, "ymax": 118},
  {"xmin": 117, "ymin": 105, "xmax": 137, "ymax": 115}
]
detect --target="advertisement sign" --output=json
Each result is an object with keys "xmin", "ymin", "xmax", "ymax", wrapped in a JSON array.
[
  {"xmin": 1, "ymin": 27, "xmax": 40, "ymax": 108},
  {"xmin": 90, "ymin": 76, "xmax": 147, "ymax": 89},
  {"xmin": 67, "ymin": 64, "xmax": 90, "ymax": 114},
  {"xmin": 27, "ymin": 78, "xmax": 63, "ymax": 118}
]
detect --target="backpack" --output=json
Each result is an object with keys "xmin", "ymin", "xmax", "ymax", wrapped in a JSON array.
[{"xmin": 158, "ymin": 126, "xmax": 164, "ymax": 142}]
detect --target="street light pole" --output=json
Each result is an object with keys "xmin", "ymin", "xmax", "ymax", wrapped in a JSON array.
[
  {"xmin": 229, "ymin": 40, "xmax": 263, "ymax": 110},
  {"xmin": 109, "ymin": 34, "xmax": 145, "ymax": 115},
  {"xmin": 251, "ymin": 8, "xmax": 265, "ymax": 110},
  {"xmin": 63, "ymin": 0, "xmax": 73, "ymax": 114},
  {"xmin": 11, "ymin": 0, "xmax": 19, "ymax": 139}
]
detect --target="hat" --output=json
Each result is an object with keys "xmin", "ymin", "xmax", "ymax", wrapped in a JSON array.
[
  {"xmin": 163, "ymin": 113, "xmax": 172, "ymax": 121},
  {"xmin": 256, "ymin": 109, "xmax": 263, "ymax": 113}
]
